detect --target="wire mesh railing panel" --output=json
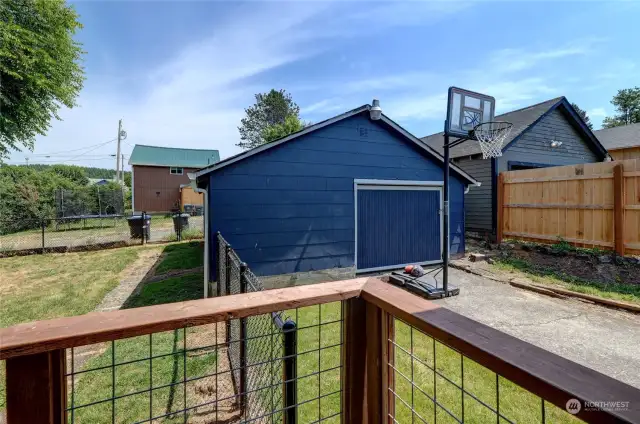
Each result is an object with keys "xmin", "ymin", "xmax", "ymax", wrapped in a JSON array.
[
  {"xmin": 64, "ymin": 301, "xmax": 344, "ymax": 424},
  {"xmin": 386, "ymin": 317, "xmax": 586, "ymax": 424}
]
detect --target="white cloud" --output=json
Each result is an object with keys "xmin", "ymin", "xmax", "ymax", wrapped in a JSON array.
[
  {"xmin": 300, "ymin": 99, "xmax": 347, "ymax": 116},
  {"xmin": 14, "ymin": 1, "xmax": 468, "ymax": 168},
  {"xmin": 588, "ymin": 107, "xmax": 607, "ymax": 118},
  {"xmin": 487, "ymin": 41, "xmax": 599, "ymax": 74},
  {"xmin": 14, "ymin": 1, "xmax": 332, "ymax": 167}
]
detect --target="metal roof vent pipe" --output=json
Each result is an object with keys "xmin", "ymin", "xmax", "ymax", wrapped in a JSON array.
[{"xmin": 370, "ymin": 99, "xmax": 382, "ymax": 120}]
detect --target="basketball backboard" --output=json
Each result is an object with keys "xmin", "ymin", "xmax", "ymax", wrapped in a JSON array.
[{"xmin": 445, "ymin": 87, "xmax": 495, "ymax": 139}]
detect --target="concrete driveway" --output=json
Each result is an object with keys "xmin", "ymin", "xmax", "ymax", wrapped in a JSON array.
[{"xmin": 430, "ymin": 267, "xmax": 640, "ymax": 389}]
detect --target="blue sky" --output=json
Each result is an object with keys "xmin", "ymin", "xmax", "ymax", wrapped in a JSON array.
[{"xmin": 10, "ymin": 0, "xmax": 640, "ymax": 169}]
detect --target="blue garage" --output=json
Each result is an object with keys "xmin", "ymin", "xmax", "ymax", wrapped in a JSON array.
[{"xmin": 196, "ymin": 101, "xmax": 478, "ymax": 279}]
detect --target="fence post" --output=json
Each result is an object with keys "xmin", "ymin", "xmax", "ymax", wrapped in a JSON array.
[
  {"xmin": 613, "ymin": 164, "xmax": 625, "ymax": 257},
  {"xmin": 496, "ymin": 173, "xmax": 505, "ymax": 244},
  {"xmin": 6, "ymin": 349, "xmax": 66, "ymax": 424},
  {"xmin": 343, "ymin": 297, "xmax": 384, "ymax": 424},
  {"xmin": 141, "ymin": 211, "xmax": 147, "ymax": 245},
  {"xmin": 216, "ymin": 232, "xmax": 221, "ymax": 297},
  {"xmin": 383, "ymin": 312, "xmax": 395, "ymax": 422},
  {"xmin": 239, "ymin": 262, "xmax": 248, "ymax": 412},
  {"xmin": 41, "ymin": 219, "xmax": 46, "ymax": 254},
  {"xmin": 282, "ymin": 319, "xmax": 297, "ymax": 424},
  {"xmin": 177, "ymin": 212, "xmax": 182, "ymax": 242},
  {"xmin": 225, "ymin": 243, "xmax": 232, "ymax": 345}
]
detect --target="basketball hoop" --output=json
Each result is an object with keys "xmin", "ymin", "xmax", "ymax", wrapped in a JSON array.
[{"xmin": 470, "ymin": 121, "xmax": 513, "ymax": 159}]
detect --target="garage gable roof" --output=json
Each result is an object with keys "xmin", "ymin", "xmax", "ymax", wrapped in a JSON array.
[
  {"xmin": 421, "ymin": 97, "xmax": 607, "ymax": 159},
  {"xmin": 195, "ymin": 105, "xmax": 478, "ymax": 185}
]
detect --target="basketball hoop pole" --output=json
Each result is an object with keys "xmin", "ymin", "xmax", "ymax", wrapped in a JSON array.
[
  {"xmin": 442, "ymin": 124, "xmax": 468, "ymax": 297},
  {"xmin": 443, "ymin": 132, "xmax": 450, "ymax": 294}
]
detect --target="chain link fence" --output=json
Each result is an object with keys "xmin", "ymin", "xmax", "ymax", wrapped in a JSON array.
[
  {"xmin": 0, "ymin": 213, "xmax": 205, "ymax": 257},
  {"xmin": 217, "ymin": 232, "xmax": 298, "ymax": 423}
]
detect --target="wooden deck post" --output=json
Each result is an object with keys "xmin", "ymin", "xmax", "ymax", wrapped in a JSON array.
[
  {"xmin": 613, "ymin": 164, "xmax": 625, "ymax": 256},
  {"xmin": 6, "ymin": 349, "xmax": 66, "ymax": 424},
  {"xmin": 342, "ymin": 298, "xmax": 385, "ymax": 424},
  {"xmin": 497, "ymin": 173, "xmax": 505, "ymax": 244},
  {"xmin": 343, "ymin": 298, "xmax": 367, "ymax": 424}
]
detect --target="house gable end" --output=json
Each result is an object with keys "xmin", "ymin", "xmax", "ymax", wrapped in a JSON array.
[
  {"xmin": 498, "ymin": 106, "xmax": 601, "ymax": 173},
  {"xmin": 502, "ymin": 99, "xmax": 607, "ymax": 159}
]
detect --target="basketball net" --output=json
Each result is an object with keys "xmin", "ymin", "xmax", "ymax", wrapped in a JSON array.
[{"xmin": 472, "ymin": 121, "xmax": 513, "ymax": 159}]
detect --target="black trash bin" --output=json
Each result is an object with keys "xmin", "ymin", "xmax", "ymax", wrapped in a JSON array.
[
  {"xmin": 127, "ymin": 215, "xmax": 151, "ymax": 239},
  {"xmin": 172, "ymin": 213, "xmax": 190, "ymax": 234}
]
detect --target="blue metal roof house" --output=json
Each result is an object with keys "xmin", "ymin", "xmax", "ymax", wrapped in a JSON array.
[{"xmin": 195, "ymin": 100, "xmax": 479, "ymax": 284}]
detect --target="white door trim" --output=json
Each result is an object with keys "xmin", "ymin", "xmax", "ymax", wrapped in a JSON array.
[{"xmin": 354, "ymin": 179, "xmax": 444, "ymax": 273}]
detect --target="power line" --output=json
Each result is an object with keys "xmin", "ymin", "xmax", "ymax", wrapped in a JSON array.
[
  {"xmin": 28, "ymin": 138, "xmax": 117, "ymax": 157},
  {"xmin": 67, "ymin": 139, "xmax": 117, "ymax": 162},
  {"xmin": 6, "ymin": 157, "xmax": 119, "ymax": 164}
]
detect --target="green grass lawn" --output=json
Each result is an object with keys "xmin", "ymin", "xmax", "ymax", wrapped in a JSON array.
[
  {"xmin": 0, "ymin": 247, "xmax": 144, "ymax": 328},
  {"xmin": 154, "ymin": 242, "xmax": 204, "ymax": 275},
  {"xmin": 0, "ymin": 246, "xmax": 150, "ymax": 410},
  {"xmin": 494, "ymin": 257, "xmax": 640, "ymax": 305}
]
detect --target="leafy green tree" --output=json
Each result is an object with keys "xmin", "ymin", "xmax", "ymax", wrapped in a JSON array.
[
  {"xmin": 571, "ymin": 103, "xmax": 593, "ymax": 130},
  {"xmin": 49, "ymin": 164, "xmax": 89, "ymax": 186},
  {"xmin": 238, "ymin": 89, "xmax": 301, "ymax": 149},
  {"xmin": 602, "ymin": 87, "xmax": 640, "ymax": 129},
  {"xmin": 123, "ymin": 172, "xmax": 132, "ymax": 188},
  {"xmin": 261, "ymin": 115, "xmax": 304, "ymax": 143},
  {"xmin": 0, "ymin": 0, "xmax": 85, "ymax": 160}
]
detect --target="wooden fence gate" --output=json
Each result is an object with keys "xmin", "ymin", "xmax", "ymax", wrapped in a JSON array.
[{"xmin": 497, "ymin": 158, "xmax": 640, "ymax": 256}]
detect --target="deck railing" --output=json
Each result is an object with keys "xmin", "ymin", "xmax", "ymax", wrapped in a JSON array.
[{"xmin": 1, "ymin": 278, "xmax": 639, "ymax": 424}]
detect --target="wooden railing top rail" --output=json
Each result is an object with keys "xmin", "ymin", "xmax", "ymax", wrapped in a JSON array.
[
  {"xmin": 361, "ymin": 279, "xmax": 640, "ymax": 424},
  {"xmin": 0, "ymin": 278, "xmax": 367, "ymax": 360},
  {"xmin": 2, "ymin": 277, "xmax": 639, "ymax": 423}
]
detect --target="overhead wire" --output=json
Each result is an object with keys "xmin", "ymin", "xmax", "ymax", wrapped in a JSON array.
[
  {"xmin": 65, "ymin": 139, "xmax": 118, "ymax": 162},
  {"xmin": 28, "ymin": 138, "xmax": 117, "ymax": 157}
]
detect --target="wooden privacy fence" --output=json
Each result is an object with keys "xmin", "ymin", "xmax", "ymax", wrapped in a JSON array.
[{"xmin": 497, "ymin": 158, "xmax": 640, "ymax": 256}]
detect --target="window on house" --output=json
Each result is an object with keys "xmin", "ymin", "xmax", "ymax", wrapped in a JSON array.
[{"xmin": 170, "ymin": 167, "xmax": 183, "ymax": 175}]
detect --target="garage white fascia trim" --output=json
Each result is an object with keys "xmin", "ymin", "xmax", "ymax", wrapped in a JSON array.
[{"xmin": 354, "ymin": 179, "xmax": 445, "ymax": 274}]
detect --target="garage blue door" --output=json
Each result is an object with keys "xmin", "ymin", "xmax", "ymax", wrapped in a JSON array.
[{"xmin": 356, "ymin": 185, "xmax": 442, "ymax": 271}]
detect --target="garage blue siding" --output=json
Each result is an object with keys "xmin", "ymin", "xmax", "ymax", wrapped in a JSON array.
[
  {"xmin": 357, "ymin": 189, "xmax": 441, "ymax": 270},
  {"xmin": 209, "ymin": 112, "xmax": 466, "ymax": 276}
]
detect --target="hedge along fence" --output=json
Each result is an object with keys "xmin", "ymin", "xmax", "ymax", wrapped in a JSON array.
[{"xmin": 497, "ymin": 158, "xmax": 640, "ymax": 256}]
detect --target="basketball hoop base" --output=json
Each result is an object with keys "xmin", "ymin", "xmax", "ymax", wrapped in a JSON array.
[{"xmin": 389, "ymin": 272, "xmax": 460, "ymax": 299}]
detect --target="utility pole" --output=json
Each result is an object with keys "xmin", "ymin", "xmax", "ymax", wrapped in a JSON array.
[
  {"xmin": 116, "ymin": 119, "xmax": 122, "ymax": 183},
  {"xmin": 122, "ymin": 153, "xmax": 125, "ymax": 185}
]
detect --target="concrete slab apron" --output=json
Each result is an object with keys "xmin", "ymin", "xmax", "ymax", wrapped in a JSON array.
[{"xmin": 431, "ymin": 267, "xmax": 640, "ymax": 389}]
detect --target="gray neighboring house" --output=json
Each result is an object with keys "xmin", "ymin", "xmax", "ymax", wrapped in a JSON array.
[
  {"xmin": 422, "ymin": 96, "xmax": 608, "ymax": 236},
  {"xmin": 593, "ymin": 122, "xmax": 640, "ymax": 161}
]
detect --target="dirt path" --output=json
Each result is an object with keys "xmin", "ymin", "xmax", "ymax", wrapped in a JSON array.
[
  {"xmin": 96, "ymin": 248, "xmax": 164, "ymax": 312},
  {"xmin": 68, "ymin": 248, "xmax": 164, "ymax": 375}
]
